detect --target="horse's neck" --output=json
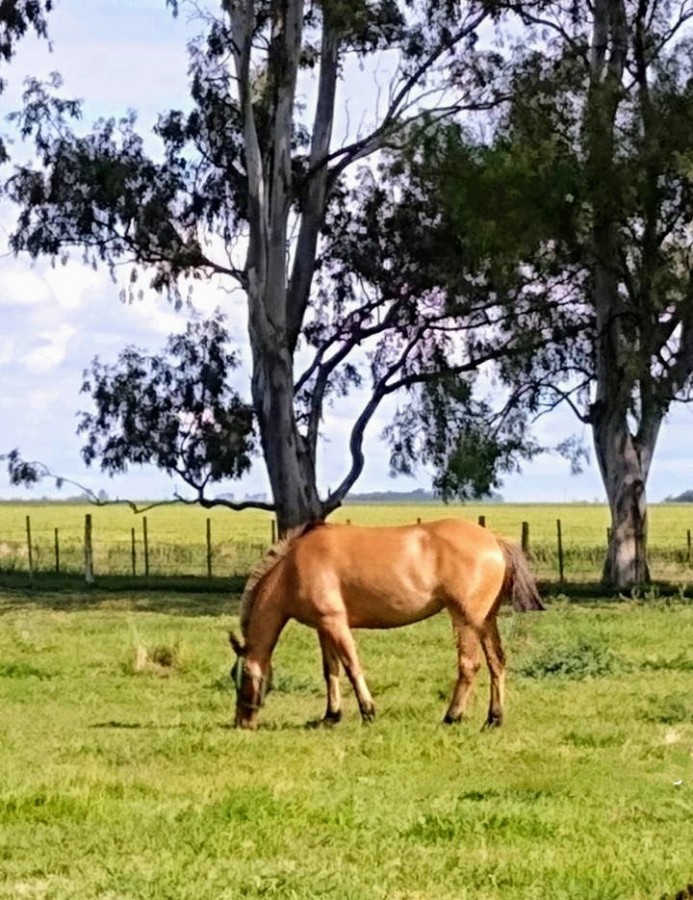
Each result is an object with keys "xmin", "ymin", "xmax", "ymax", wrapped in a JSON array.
[{"xmin": 244, "ymin": 588, "xmax": 286, "ymax": 668}]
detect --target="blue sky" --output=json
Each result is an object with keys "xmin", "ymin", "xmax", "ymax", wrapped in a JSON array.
[{"xmin": 1, "ymin": 0, "xmax": 692, "ymax": 505}]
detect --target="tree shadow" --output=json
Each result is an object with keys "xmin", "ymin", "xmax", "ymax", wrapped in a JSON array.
[{"xmin": 0, "ymin": 577, "xmax": 245, "ymax": 617}]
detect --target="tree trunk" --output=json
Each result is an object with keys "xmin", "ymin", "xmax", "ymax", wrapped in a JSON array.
[
  {"xmin": 590, "ymin": 254, "xmax": 662, "ymax": 589},
  {"xmin": 250, "ymin": 342, "xmax": 325, "ymax": 535},
  {"xmin": 585, "ymin": 0, "xmax": 649, "ymax": 590},
  {"xmin": 592, "ymin": 410, "xmax": 657, "ymax": 588}
]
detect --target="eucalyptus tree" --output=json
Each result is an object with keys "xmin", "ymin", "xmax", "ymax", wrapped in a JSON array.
[
  {"xmin": 6, "ymin": 0, "xmax": 543, "ymax": 531},
  {"xmin": 400, "ymin": 0, "xmax": 693, "ymax": 587},
  {"xmin": 518, "ymin": 0, "xmax": 693, "ymax": 587}
]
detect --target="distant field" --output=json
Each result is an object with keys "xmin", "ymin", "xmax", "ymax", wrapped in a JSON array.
[
  {"xmin": 1, "ymin": 589, "xmax": 693, "ymax": 898},
  {"xmin": 0, "ymin": 501, "xmax": 692, "ymax": 583}
]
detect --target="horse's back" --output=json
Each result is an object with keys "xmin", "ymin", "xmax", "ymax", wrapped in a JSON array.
[{"xmin": 287, "ymin": 519, "xmax": 505, "ymax": 629}]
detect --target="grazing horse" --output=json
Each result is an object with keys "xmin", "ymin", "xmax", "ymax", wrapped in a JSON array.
[{"xmin": 229, "ymin": 519, "xmax": 543, "ymax": 730}]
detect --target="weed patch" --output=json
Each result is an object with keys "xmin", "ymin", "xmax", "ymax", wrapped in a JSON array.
[
  {"xmin": 0, "ymin": 662, "xmax": 51, "ymax": 679},
  {"xmin": 642, "ymin": 693, "xmax": 693, "ymax": 724},
  {"xmin": 519, "ymin": 638, "xmax": 625, "ymax": 680},
  {"xmin": 406, "ymin": 809, "xmax": 555, "ymax": 844},
  {"xmin": 641, "ymin": 652, "xmax": 693, "ymax": 672}
]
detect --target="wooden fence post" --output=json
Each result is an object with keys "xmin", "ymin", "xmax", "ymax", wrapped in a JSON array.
[
  {"xmin": 142, "ymin": 516, "xmax": 150, "ymax": 583},
  {"xmin": 687, "ymin": 529, "xmax": 692, "ymax": 566},
  {"xmin": 521, "ymin": 521, "xmax": 530, "ymax": 556},
  {"xmin": 131, "ymin": 527, "xmax": 136, "ymax": 576},
  {"xmin": 84, "ymin": 513, "xmax": 94, "ymax": 585},
  {"xmin": 416, "ymin": 517, "xmax": 421, "ymax": 525},
  {"xmin": 26, "ymin": 515, "xmax": 34, "ymax": 582},
  {"xmin": 556, "ymin": 519, "xmax": 564, "ymax": 584},
  {"xmin": 206, "ymin": 517, "xmax": 213, "ymax": 579},
  {"xmin": 54, "ymin": 527, "xmax": 60, "ymax": 575},
  {"xmin": 271, "ymin": 520, "xmax": 276, "ymax": 544},
  {"xmin": 478, "ymin": 515, "xmax": 486, "ymax": 528}
]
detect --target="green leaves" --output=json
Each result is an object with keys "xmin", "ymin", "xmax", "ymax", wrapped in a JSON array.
[
  {"xmin": 0, "ymin": 0, "xmax": 52, "ymax": 65},
  {"xmin": 78, "ymin": 313, "xmax": 256, "ymax": 492}
]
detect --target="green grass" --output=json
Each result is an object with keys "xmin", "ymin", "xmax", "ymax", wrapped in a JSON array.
[
  {"xmin": 2, "ymin": 587, "xmax": 693, "ymax": 898},
  {"xmin": 2, "ymin": 500, "xmax": 693, "ymax": 584}
]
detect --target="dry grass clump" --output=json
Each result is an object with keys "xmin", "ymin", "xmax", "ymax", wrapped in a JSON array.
[{"xmin": 129, "ymin": 640, "xmax": 188, "ymax": 676}]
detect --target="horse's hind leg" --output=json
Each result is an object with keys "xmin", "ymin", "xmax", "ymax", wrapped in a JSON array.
[
  {"xmin": 480, "ymin": 616, "xmax": 506, "ymax": 728},
  {"xmin": 318, "ymin": 632, "xmax": 342, "ymax": 724},
  {"xmin": 318, "ymin": 617, "xmax": 375, "ymax": 723},
  {"xmin": 444, "ymin": 616, "xmax": 481, "ymax": 724}
]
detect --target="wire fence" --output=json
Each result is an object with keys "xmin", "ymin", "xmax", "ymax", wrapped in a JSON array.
[
  {"xmin": 1, "ymin": 512, "xmax": 269, "ymax": 585},
  {"xmin": 2, "ymin": 510, "xmax": 693, "ymax": 588}
]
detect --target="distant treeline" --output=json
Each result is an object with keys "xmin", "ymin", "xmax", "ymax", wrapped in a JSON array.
[
  {"xmin": 0, "ymin": 489, "xmax": 505, "ymax": 506},
  {"xmin": 343, "ymin": 489, "xmax": 504, "ymax": 504},
  {"xmin": 664, "ymin": 490, "xmax": 693, "ymax": 502}
]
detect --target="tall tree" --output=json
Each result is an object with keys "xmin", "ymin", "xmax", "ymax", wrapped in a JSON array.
[
  {"xmin": 6, "ymin": 0, "xmax": 545, "ymax": 531},
  {"xmin": 395, "ymin": 0, "xmax": 693, "ymax": 587}
]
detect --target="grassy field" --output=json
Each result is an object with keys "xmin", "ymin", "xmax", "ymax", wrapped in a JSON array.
[
  {"xmin": 1, "ymin": 500, "xmax": 693, "ymax": 583},
  {"xmin": 1, "ymin": 586, "xmax": 693, "ymax": 898}
]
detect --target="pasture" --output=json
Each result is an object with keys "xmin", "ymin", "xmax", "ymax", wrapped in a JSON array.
[
  {"xmin": 2, "ymin": 501, "xmax": 693, "ymax": 584},
  {"xmin": 1, "ymin": 585, "xmax": 692, "ymax": 899}
]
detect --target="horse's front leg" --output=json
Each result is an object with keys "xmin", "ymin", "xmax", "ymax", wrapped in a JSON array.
[
  {"xmin": 318, "ymin": 617, "xmax": 375, "ymax": 723},
  {"xmin": 318, "ymin": 631, "xmax": 342, "ymax": 725}
]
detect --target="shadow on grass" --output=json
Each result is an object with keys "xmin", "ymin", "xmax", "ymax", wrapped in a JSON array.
[
  {"xmin": 89, "ymin": 719, "xmax": 319, "ymax": 733},
  {"xmin": 91, "ymin": 720, "xmax": 235, "ymax": 730},
  {"xmin": 0, "ymin": 574, "xmax": 245, "ymax": 617},
  {"xmin": 538, "ymin": 579, "xmax": 693, "ymax": 604},
  {"xmin": 0, "ymin": 573, "xmax": 687, "ymax": 618}
]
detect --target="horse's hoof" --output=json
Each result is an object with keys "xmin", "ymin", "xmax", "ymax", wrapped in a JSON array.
[
  {"xmin": 482, "ymin": 713, "xmax": 503, "ymax": 730},
  {"xmin": 306, "ymin": 710, "xmax": 342, "ymax": 729},
  {"xmin": 442, "ymin": 713, "xmax": 463, "ymax": 725}
]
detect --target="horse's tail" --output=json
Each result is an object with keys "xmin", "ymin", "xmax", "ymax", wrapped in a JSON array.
[{"xmin": 497, "ymin": 537, "xmax": 544, "ymax": 611}]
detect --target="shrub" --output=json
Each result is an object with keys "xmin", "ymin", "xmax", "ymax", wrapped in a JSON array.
[{"xmin": 519, "ymin": 639, "xmax": 625, "ymax": 680}]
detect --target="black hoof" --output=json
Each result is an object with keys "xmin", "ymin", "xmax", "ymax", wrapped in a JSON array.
[
  {"xmin": 483, "ymin": 713, "xmax": 503, "ymax": 730},
  {"xmin": 360, "ymin": 706, "xmax": 376, "ymax": 724},
  {"xmin": 443, "ymin": 713, "xmax": 463, "ymax": 725},
  {"xmin": 305, "ymin": 710, "xmax": 342, "ymax": 729}
]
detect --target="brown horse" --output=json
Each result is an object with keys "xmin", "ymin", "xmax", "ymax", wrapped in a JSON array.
[{"xmin": 229, "ymin": 518, "xmax": 543, "ymax": 730}]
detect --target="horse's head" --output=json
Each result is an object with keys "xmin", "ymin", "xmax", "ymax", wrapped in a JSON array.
[{"xmin": 228, "ymin": 632, "xmax": 272, "ymax": 730}]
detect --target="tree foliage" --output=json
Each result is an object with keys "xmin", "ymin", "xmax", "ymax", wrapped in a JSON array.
[
  {"xmin": 5, "ymin": 0, "xmax": 543, "ymax": 526},
  {"xmin": 384, "ymin": 0, "xmax": 693, "ymax": 585},
  {"xmin": 0, "ymin": 0, "xmax": 53, "ymax": 161},
  {"xmin": 78, "ymin": 314, "xmax": 257, "ymax": 508},
  {"xmin": 9, "ymin": 0, "xmax": 690, "ymax": 561}
]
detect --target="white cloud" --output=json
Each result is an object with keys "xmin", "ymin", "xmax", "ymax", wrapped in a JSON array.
[
  {"xmin": 0, "ymin": 265, "xmax": 52, "ymax": 307},
  {"xmin": 26, "ymin": 387, "xmax": 63, "ymax": 413},
  {"xmin": 42, "ymin": 264, "xmax": 105, "ymax": 312},
  {"xmin": 23, "ymin": 324, "xmax": 77, "ymax": 373},
  {"xmin": 0, "ymin": 338, "xmax": 15, "ymax": 366}
]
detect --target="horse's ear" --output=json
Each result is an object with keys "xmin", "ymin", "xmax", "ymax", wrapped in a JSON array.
[{"xmin": 229, "ymin": 631, "xmax": 245, "ymax": 656}]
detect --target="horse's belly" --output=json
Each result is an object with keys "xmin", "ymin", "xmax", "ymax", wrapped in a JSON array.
[{"xmin": 343, "ymin": 588, "xmax": 444, "ymax": 629}]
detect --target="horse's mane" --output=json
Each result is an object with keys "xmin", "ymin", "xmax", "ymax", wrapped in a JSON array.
[{"xmin": 239, "ymin": 521, "xmax": 324, "ymax": 636}]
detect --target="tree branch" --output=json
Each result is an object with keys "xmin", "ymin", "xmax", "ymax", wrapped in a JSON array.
[
  {"xmin": 287, "ymin": 7, "xmax": 340, "ymax": 352},
  {"xmin": 315, "ymin": 9, "xmax": 490, "ymax": 178}
]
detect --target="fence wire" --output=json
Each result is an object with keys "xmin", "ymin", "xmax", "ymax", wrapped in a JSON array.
[{"xmin": 1, "ymin": 508, "xmax": 692, "ymax": 587}]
